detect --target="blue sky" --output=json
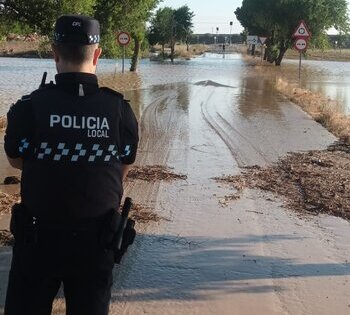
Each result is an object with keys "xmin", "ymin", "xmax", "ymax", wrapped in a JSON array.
[
  {"xmin": 158, "ymin": 0, "xmax": 244, "ymax": 34},
  {"xmin": 158, "ymin": 0, "xmax": 349, "ymax": 35}
]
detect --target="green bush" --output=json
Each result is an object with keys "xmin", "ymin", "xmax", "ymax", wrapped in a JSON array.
[{"xmin": 0, "ymin": 19, "xmax": 33, "ymax": 36}]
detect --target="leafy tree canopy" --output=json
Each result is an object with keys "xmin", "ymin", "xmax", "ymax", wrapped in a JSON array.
[
  {"xmin": 0, "ymin": 0, "xmax": 96, "ymax": 35},
  {"xmin": 235, "ymin": 0, "xmax": 349, "ymax": 65},
  {"xmin": 148, "ymin": 5, "xmax": 194, "ymax": 61},
  {"xmin": 94, "ymin": 0, "xmax": 159, "ymax": 58}
]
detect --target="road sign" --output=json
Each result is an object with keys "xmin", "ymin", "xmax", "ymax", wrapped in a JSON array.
[
  {"xmin": 247, "ymin": 35, "xmax": 258, "ymax": 45},
  {"xmin": 117, "ymin": 32, "xmax": 131, "ymax": 46},
  {"xmin": 293, "ymin": 20, "xmax": 311, "ymax": 38},
  {"xmin": 259, "ymin": 37, "xmax": 267, "ymax": 45},
  {"xmin": 294, "ymin": 38, "xmax": 308, "ymax": 52}
]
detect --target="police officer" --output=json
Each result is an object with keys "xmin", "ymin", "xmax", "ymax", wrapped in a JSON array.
[{"xmin": 4, "ymin": 15, "xmax": 139, "ymax": 315}]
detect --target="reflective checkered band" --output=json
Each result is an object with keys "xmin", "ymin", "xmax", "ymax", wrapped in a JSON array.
[
  {"xmin": 54, "ymin": 33, "xmax": 100, "ymax": 44},
  {"xmin": 37, "ymin": 143, "xmax": 52, "ymax": 160},
  {"xmin": 54, "ymin": 143, "xmax": 70, "ymax": 161},
  {"xmin": 36, "ymin": 142, "xmax": 122, "ymax": 163},
  {"xmin": 71, "ymin": 143, "xmax": 87, "ymax": 162},
  {"xmin": 121, "ymin": 145, "xmax": 131, "ymax": 158},
  {"xmin": 88, "ymin": 35, "xmax": 100, "ymax": 44},
  {"xmin": 105, "ymin": 145, "xmax": 118, "ymax": 162},
  {"xmin": 19, "ymin": 138, "xmax": 30, "ymax": 154},
  {"xmin": 89, "ymin": 144, "xmax": 103, "ymax": 162}
]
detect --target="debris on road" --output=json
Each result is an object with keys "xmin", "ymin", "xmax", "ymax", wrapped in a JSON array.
[
  {"xmin": 215, "ymin": 142, "xmax": 350, "ymax": 220},
  {"xmin": 0, "ymin": 230, "xmax": 14, "ymax": 246},
  {"xmin": 130, "ymin": 203, "xmax": 164, "ymax": 223},
  {"xmin": 128, "ymin": 165, "xmax": 187, "ymax": 182},
  {"xmin": 3, "ymin": 176, "xmax": 21, "ymax": 185},
  {"xmin": 0, "ymin": 192, "xmax": 20, "ymax": 215}
]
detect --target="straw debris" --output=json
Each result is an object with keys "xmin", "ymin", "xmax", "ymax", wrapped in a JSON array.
[
  {"xmin": 0, "ymin": 192, "xmax": 20, "ymax": 215},
  {"xmin": 0, "ymin": 115, "xmax": 6, "ymax": 131},
  {"xmin": 130, "ymin": 203, "xmax": 163, "ymax": 223},
  {"xmin": 128, "ymin": 165, "xmax": 187, "ymax": 182},
  {"xmin": 215, "ymin": 142, "xmax": 350, "ymax": 220},
  {"xmin": 0, "ymin": 230, "xmax": 14, "ymax": 247}
]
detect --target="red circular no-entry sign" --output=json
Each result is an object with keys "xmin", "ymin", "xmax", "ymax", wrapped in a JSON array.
[
  {"xmin": 117, "ymin": 32, "xmax": 131, "ymax": 46},
  {"xmin": 294, "ymin": 38, "xmax": 308, "ymax": 52}
]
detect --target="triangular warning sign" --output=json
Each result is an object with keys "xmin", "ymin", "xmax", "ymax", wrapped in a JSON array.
[
  {"xmin": 259, "ymin": 37, "xmax": 267, "ymax": 45},
  {"xmin": 293, "ymin": 20, "xmax": 311, "ymax": 38}
]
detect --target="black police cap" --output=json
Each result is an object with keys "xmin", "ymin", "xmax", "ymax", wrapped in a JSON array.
[{"xmin": 54, "ymin": 15, "xmax": 100, "ymax": 45}]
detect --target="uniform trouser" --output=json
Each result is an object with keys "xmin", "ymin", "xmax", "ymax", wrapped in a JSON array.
[{"xmin": 4, "ymin": 226, "xmax": 115, "ymax": 315}]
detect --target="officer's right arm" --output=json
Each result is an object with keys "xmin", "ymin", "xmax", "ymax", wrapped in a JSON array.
[
  {"xmin": 4, "ymin": 99, "xmax": 33, "ymax": 170},
  {"xmin": 119, "ymin": 101, "xmax": 139, "ymax": 179}
]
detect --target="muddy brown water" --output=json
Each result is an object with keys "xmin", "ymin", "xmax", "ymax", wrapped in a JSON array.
[
  {"xmin": 1, "ymin": 54, "xmax": 350, "ymax": 116},
  {"xmin": 1, "ymin": 53, "xmax": 350, "ymax": 315}
]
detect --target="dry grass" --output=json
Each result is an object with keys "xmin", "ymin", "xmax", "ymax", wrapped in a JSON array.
[
  {"xmin": 276, "ymin": 78, "xmax": 350, "ymax": 143},
  {"xmin": 215, "ymin": 142, "xmax": 350, "ymax": 220},
  {"xmin": 151, "ymin": 44, "xmax": 208, "ymax": 60},
  {"xmin": 98, "ymin": 72, "xmax": 142, "ymax": 92},
  {"xmin": 285, "ymin": 48, "xmax": 350, "ymax": 62},
  {"xmin": 175, "ymin": 44, "xmax": 208, "ymax": 58}
]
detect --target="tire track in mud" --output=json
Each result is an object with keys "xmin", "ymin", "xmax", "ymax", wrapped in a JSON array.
[
  {"xmin": 110, "ymin": 84, "xmax": 190, "ymax": 315},
  {"xmin": 199, "ymin": 87, "xmax": 271, "ymax": 167},
  {"xmin": 123, "ymin": 83, "xmax": 190, "ymax": 216},
  {"xmin": 124, "ymin": 90, "xmax": 179, "ymax": 207}
]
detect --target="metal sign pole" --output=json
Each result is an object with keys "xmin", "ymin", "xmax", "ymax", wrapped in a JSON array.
[
  {"xmin": 122, "ymin": 46, "xmax": 125, "ymax": 74},
  {"xmin": 299, "ymin": 52, "xmax": 302, "ymax": 81}
]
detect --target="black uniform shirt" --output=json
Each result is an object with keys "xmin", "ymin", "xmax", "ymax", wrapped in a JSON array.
[{"xmin": 4, "ymin": 73, "xmax": 139, "ymax": 221}]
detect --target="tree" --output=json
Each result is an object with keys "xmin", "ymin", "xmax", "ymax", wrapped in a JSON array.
[
  {"xmin": 148, "ymin": 7, "xmax": 173, "ymax": 57},
  {"xmin": 1, "ymin": 0, "xmax": 157, "ymax": 71},
  {"xmin": 127, "ymin": 0, "xmax": 160, "ymax": 71},
  {"xmin": 0, "ymin": 0, "xmax": 95, "ymax": 35},
  {"xmin": 235, "ymin": 0, "xmax": 349, "ymax": 65},
  {"xmin": 173, "ymin": 5, "xmax": 194, "ymax": 52},
  {"xmin": 94, "ymin": 0, "xmax": 159, "ymax": 71},
  {"xmin": 148, "ymin": 5, "xmax": 194, "ymax": 62}
]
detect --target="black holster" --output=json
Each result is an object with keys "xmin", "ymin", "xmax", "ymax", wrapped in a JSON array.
[
  {"xmin": 100, "ymin": 209, "xmax": 136, "ymax": 264},
  {"xmin": 10, "ymin": 203, "xmax": 38, "ymax": 245}
]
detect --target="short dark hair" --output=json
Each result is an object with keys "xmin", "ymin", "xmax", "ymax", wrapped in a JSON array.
[{"xmin": 53, "ymin": 43, "xmax": 97, "ymax": 64}]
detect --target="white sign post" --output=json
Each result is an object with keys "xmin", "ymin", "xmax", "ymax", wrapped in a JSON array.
[
  {"xmin": 117, "ymin": 31, "xmax": 131, "ymax": 73},
  {"xmin": 292, "ymin": 20, "xmax": 311, "ymax": 80},
  {"xmin": 259, "ymin": 37, "xmax": 267, "ymax": 62},
  {"xmin": 247, "ymin": 35, "xmax": 258, "ymax": 56}
]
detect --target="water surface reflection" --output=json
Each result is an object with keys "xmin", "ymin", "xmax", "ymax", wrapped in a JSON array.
[{"xmin": 1, "ymin": 54, "xmax": 350, "ymax": 117}]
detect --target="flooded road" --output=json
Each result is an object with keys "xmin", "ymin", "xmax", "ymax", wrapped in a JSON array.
[
  {"xmin": 287, "ymin": 59, "xmax": 350, "ymax": 115},
  {"xmin": 2, "ymin": 53, "xmax": 350, "ymax": 116},
  {"xmin": 1, "ymin": 54, "xmax": 350, "ymax": 315}
]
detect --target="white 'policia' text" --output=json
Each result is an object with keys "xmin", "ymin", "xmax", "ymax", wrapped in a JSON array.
[{"xmin": 50, "ymin": 114, "xmax": 110, "ymax": 138}]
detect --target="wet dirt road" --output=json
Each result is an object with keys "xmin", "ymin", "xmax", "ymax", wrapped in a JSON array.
[
  {"xmin": 1, "ymin": 54, "xmax": 350, "ymax": 315},
  {"xmin": 107, "ymin": 78, "xmax": 349, "ymax": 315}
]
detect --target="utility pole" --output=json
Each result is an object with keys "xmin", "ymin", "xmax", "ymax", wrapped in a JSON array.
[
  {"xmin": 170, "ymin": 14, "xmax": 176, "ymax": 63},
  {"xmin": 216, "ymin": 27, "xmax": 219, "ymax": 45}
]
